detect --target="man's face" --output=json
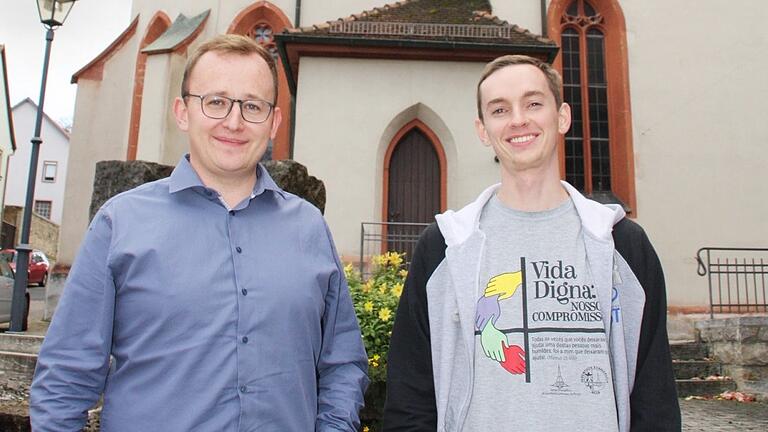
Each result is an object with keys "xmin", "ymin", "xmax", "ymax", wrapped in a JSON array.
[
  {"xmin": 173, "ymin": 51, "xmax": 281, "ymax": 184},
  {"xmin": 475, "ymin": 64, "xmax": 570, "ymax": 176}
]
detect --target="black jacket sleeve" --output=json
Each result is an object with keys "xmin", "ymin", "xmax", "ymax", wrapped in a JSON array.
[
  {"xmin": 613, "ymin": 219, "xmax": 682, "ymax": 431},
  {"xmin": 383, "ymin": 223, "xmax": 446, "ymax": 431}
]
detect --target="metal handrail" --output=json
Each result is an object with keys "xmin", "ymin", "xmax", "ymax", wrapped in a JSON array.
[{"xmin": 696, "ymin": 247, "xmax": 768, "ymax": 318}]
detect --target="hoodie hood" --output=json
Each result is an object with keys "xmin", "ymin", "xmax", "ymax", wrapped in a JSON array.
[{"xmin": 436, "ymin": 181, "xmax": 625, "ymax": 247}]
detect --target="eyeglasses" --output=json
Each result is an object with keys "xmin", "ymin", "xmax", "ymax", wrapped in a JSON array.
[{"xmin": 183, "ymin": 93, "xmax": 274, "ymax": 124}]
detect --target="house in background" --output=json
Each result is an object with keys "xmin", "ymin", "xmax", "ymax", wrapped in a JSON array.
[
  {"xmin": 5, "ymin": 98, "xmax": 70, "ymax": 226},
  {"xmin": 56, "ymin": 0, "xmax": 768, "ymax": 311},
  {"xmin": 0, "ymin": 45, "xmax": 17, "ymax": 249}
]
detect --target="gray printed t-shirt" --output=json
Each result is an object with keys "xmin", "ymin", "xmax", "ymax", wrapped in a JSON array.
[{"xmin": 464, "ymin": 194, "xmax": 618, "ymax": 431}]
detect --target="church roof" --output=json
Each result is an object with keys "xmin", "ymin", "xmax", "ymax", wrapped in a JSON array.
[
  {"xmin": 284, "ymin": 0, "xmax": 554, "ymax": 48},
  {"xmin": 143, "ymin": 10, "xmax": 210, "ymax": 54},
  {"xmin": 276, "ymin": 0, "xmax": 558, "ymax": 94}
]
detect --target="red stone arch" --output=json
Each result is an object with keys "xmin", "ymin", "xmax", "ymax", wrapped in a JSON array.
[
  {"xmin": 381, "ymin": 119, "xmax": 447, "ymax": 256},
  {"xmin": 228, "ymin": 2, "xmax": 293, "ymax": 160},
  {"xmin": 548, "ymin": 0, "xmax": 636, "ymax": 214},
  {"xmin": 127, "ymin": 11, "xmax": 171, "ymax": 160}
]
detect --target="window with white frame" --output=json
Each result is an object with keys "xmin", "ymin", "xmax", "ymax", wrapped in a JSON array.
[
  {"xmin": 34, "ymin": 200, "xmax": 52, "ymax": 219},
  {"xmin": 42, "ymin": 161, "xmax": 57, "ymax": 182}
]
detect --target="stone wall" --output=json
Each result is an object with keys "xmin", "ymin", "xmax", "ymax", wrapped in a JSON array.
[
  {"xmin": 2, "ymin": 206, "xmax": 59, "ymax": 263},
  {"xmin": 90, "ymin": 159, "xmax": 325, "ymax": 218},
  {"xmin": 696, "ymin": 316, "xmax": 768, "ymax": 399}
]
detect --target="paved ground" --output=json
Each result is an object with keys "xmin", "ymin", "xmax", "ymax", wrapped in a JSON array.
[{"xmin": 681, "ymin": 399, "xmax": 768, "ymax": 430}]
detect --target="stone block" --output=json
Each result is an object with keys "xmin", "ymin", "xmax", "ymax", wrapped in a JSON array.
[
  {"xmin": 89, "ymin": 159, "xmax": 326, "ymax": 218},
  {"xmin": 89, "ymin": 160, "xmax": 174, "ymax": 221},
  {"xmin": 262, "ymin": 160, "xmax": 326, "ymax": 214}
]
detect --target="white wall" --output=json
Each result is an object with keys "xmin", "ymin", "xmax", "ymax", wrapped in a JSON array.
[
  {"xmin": 0, "ymin": 49, "xmax": 12, "ymax": 225},
  {"xmin": 57, "ymin": 33, "xmax": 140, "ymax": 265},
  {"xmin": 491, "ymin": 0, "xmax": 543, "ymax": 34},
  {"xmin": 621, "ymin": 0, "xmax": 768, "ymax": 306},
  {"xmin": 293, "ymin": 57, "xmax": 500, "ymax": 257},
  {"xmin": 6, "ymin": 101, "xmax": 69, "ymax": 224}
]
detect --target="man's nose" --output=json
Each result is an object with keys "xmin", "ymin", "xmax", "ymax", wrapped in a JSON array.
[
  {"xmin": 223, "ymin": 102, "xmax": 244, "ymax": 129},
  {"xmin": 507, "ymin": 109, "xmax": 529, "ymax": 128}
]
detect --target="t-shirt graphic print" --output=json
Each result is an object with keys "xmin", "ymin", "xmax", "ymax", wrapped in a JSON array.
[{"xmin": 464, "ymin": 195, "xmax": 619, "ymax": 431}]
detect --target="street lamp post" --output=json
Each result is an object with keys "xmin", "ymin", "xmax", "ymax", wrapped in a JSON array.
[{"xmin": 9, "ymin": 0, "xmax": 78, "ymax": 332}]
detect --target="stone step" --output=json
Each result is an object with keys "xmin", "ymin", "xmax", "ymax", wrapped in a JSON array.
[
  {"xmin": 0, "ymin": 351, "xmax": 37, "ymax": 383},
  {"xmin": 673, "ymin": 359, "xmax": 722, "ymax": 380},
  {"xmin": 0, "ymin": 334, "xmax": 44, "ymax": 355},
  {"xmin": 670, "ymin": 341, "xmax": 709, "ymax": 360},
  {"xmin": 676, "ymin": 378, "xmax": 737, "ymax": 397}
]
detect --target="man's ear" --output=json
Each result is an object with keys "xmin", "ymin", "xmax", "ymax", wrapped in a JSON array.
[
  {"xmin": 558, "ymin": 102, "xmax": 572, "ymax": 134},
  {"xmin": 270, "ymin": 106, "xmax": 283, "ymax": 140},
  {"xmin": 173, "ymin": 97, "xmax": 189, "ymax": 131},
  {"xmin": 475, "ymin": 118, "xmax": 491, "ymax": 147}
]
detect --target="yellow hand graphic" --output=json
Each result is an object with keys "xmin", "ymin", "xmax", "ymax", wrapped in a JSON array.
[{"xmin": 484, "ymin": 271, "xmax": 523, "ymax": 300}]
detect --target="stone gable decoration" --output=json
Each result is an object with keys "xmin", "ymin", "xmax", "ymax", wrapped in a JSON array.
[{"xmin": 89, "ymin": 159, "xmax": 325, "ymax": 221}]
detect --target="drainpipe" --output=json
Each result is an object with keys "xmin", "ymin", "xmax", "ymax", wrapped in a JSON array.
[
  {"xmin": 295, "ymin": 0, "xmax": 301, "ymax": 27},
  {"xmin": 540, "ymin": 0, "xmax": 548, "ymax": 37}
]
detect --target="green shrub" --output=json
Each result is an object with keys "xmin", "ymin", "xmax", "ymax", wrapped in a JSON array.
[{"xmin": 345, "ymin": 252, "xmax": 407, "ymax": 430}]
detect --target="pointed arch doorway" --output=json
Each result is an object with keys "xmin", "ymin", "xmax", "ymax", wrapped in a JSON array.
[{"xmin": 383, "ymin": 120, "xmax": 446, "ymax": 260}]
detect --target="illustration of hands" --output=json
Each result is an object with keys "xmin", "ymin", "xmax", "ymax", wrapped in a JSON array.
[
  {"xmin": 480, "ymin": 321, "xmax": 508, "ymax": 362},
  {"xmin": 500, "ymin": 343, "xmax": 526, "ymax": 374},
  {"xmin": 475, "ymin": 294, "xmax": 501, "ymax": 331},
  {"xmin": 483, "ymin": 271, "xmax": 523, "ymax": 300}
]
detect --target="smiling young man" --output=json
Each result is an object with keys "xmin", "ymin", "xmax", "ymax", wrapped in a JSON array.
[
  {"xmin": 383, "ymin": 55, "xmax": 680, "ymax": 431},
  {"xmin": 31, "ymin": 35, "xmax": 368, "ymax": 431}
]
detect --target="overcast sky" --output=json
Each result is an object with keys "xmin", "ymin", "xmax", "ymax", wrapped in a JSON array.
[{"xmin": 0, "ymin": 0, "xmax": 131, "ymax": 126}]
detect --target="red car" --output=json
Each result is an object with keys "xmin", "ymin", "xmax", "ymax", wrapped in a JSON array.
[{"xmin": 0, "ymin": 249, "xmax": 50, "ymax": 286}]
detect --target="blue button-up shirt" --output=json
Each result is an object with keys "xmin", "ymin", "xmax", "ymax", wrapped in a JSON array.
[{"xmin": 31, "ymin": 156, "xmax": 369, "ymax": 431}]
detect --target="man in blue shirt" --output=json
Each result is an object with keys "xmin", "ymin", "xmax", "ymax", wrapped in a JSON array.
[{"xmin": 30, "ymin": 34, "xmax": 369, "ymax": 431}]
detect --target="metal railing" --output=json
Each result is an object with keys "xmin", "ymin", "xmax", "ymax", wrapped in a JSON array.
[
  {"xmin": 359, "ymin": 222, "xmax": 429, "ymax": 279},
  {"xmin": 696, "ymin": 247, "xmax": 768, "ymax": 318},
  {"xmin": 330, "ymin": 21, "xmax": 514, "ymax": 39}
]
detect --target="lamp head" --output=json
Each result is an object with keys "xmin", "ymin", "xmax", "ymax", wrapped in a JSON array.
[{"xmin": 37, "ymin": 0, "xmax": 78, "ymax": 29}]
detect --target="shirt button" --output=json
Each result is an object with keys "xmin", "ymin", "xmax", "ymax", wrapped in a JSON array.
[
  {"xmin": 242, "ymin": 336, "xmax": 249, "ymax": 343},
  {"xmin": 240, "ymin": 386, "xmax": 247, "ymax": 393},
  {"xmin": 236, "ymin": 247, "xmax": 242, "ymax": 253},
  {"xmin": 241, "ymin": 288, "xmax": 248, "ymax": 296}
]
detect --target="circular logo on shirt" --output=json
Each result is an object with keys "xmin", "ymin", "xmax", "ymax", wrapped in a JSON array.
[{"xmin": 581, "ymin": 366, "xmax": 609, "ymax": 394}]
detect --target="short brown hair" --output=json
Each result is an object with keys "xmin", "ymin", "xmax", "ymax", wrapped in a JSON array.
[
  {"xmin": 181, "ymin": 34, "xmax": 278, "ymax": 102},
  {"xmin": 476, "ymin": 55, "xmax": 563, "ymax": 120}
]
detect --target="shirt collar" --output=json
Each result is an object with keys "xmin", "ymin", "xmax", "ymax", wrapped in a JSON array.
[{"xmin": 169, "ymin": 154, "xmax": 287, "ymax": 199}]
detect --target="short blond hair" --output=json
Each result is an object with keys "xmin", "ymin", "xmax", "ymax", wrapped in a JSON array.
[
  {"xmin": 476, "ymin": 55, "xmax": 563, "ymax": 120},
  {"xmin": 181, "ymin": 34, "xmax": 278, "ymax": 102}
]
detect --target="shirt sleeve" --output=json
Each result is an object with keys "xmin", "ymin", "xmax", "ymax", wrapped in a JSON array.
[
  {"xmin": 315, "ymin": 222, "xmax": 370, "ymax": 431},
  {"xmin": 614, "ymin": 220, "xmax": 682, "ymax": 431},
  {"xmin": 30, "ymin": 209, "xmax": 117, "ymax": 431},
  {"xmin": 383, "ymin": 223, "xmax": 444, "ymax": 431}
]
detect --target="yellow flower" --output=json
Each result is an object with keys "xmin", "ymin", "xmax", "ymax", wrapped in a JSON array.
[
  {"xmin": 343, "ymin": 263, "xmax": 355, "ymax": 278},
  {"xmin": 398, "ymin": 269, "xmax": 408, "ymax": 278},
  {"xmin": 378, "ymin": 307, "xmax": 392, "ymax": 322},
  {"xmin": 364, "ymin": 301, "xmax": 374, "ymax": 313},
  {"xmin": 391, "ymin": 283, "xmax": 403, "ymax": 298},
  {"xmin": 388, "ymin": 252, "xmax": 403, "ymax": 267},
  {"xmin": 368, "ymin": 355, "xmax": 380, "ymax": 368},
  {"xmin": 363, "ymin": 427, "xmax": 370, "ymax": 432},
  {"xmin": 362, "ymin": 280, "xmax": 373, "ymax": 292},
  {"xmin": 378, "ymin": 284, "xmax": 388, "ymax": 294},
  {"xmin": 372, "ymin": 254, "xmax": 388, "ymax": 267}
]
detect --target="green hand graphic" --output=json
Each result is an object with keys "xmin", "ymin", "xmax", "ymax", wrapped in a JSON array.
[
  {"xmin": 480, "ymin": 321, "xmax": 508, "ymax": 362},
  {"xmin": 484, "ymin": 271, "xmax": 523, "ymax": 300}
]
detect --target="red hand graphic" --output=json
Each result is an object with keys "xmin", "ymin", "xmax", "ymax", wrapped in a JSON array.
[{"xmin": 500, "ymin": 343, "xmax": 526, "ymax": 374}]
